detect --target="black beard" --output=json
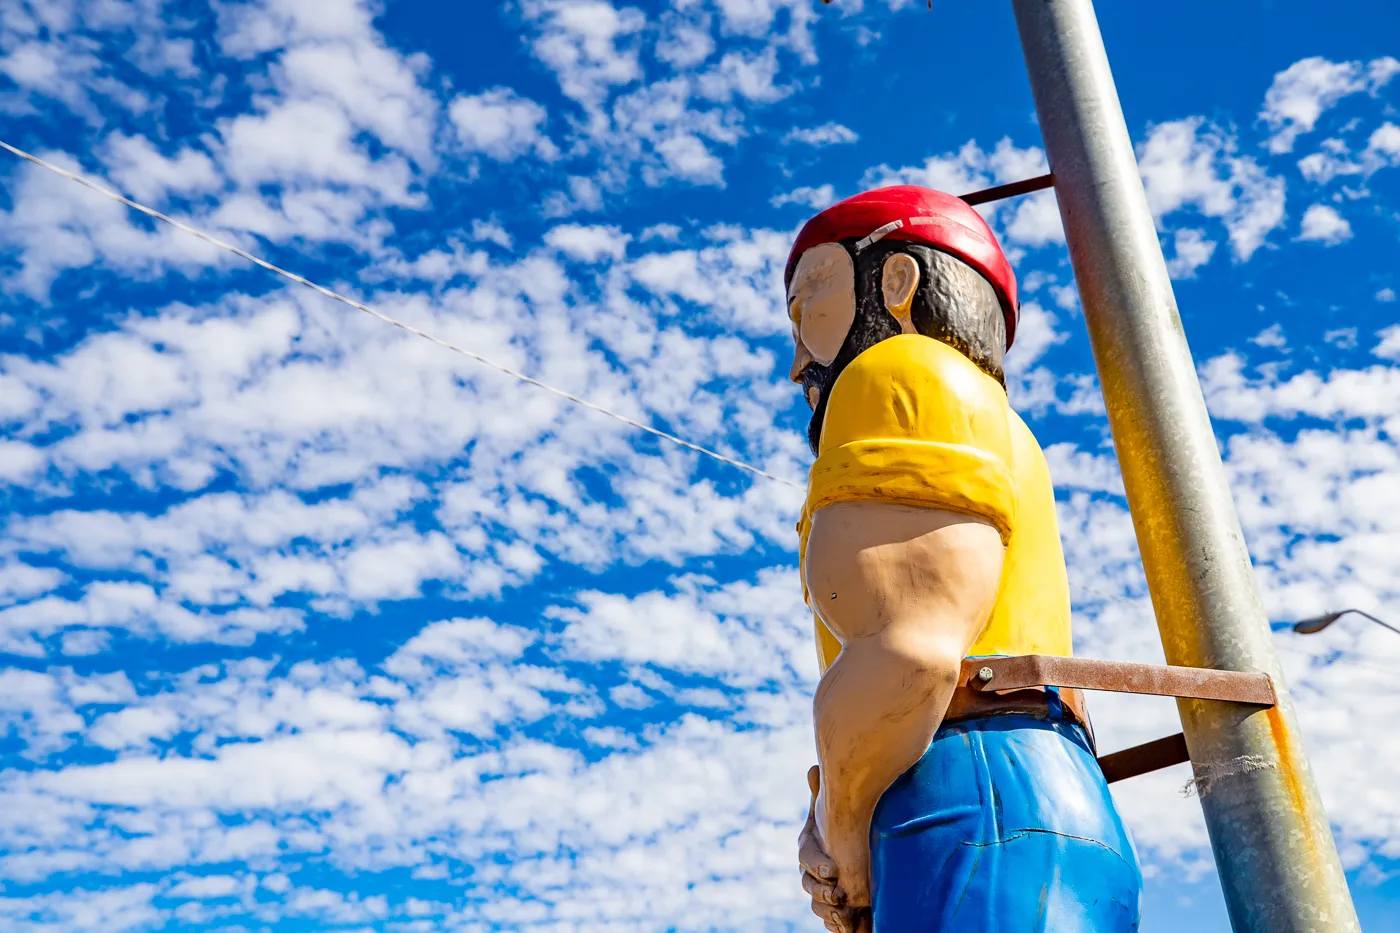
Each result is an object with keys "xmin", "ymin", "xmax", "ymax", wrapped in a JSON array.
[{"xmin": 801, "ymin": 360, "xmax": 835, "ymax": 455}]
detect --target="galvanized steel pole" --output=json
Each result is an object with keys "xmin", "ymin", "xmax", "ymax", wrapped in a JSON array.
[{"xmin": 1007, "ymin": 1, "xmax": 1360, "ymax": 930}]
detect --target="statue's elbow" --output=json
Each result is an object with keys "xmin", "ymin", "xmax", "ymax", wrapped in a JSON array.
[{"xmin": 880, "ymin": 625, "xmax": 967, "ymax": 687}]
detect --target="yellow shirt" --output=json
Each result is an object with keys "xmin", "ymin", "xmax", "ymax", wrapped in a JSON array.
[{"xmin": 798, "ymin": 335, "xmax": 1072, "ymax": 671}]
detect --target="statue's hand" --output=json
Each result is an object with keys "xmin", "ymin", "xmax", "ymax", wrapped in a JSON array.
[{"xmin": 799, "ymin": 765, "xmax": 872, "ymax": 933}]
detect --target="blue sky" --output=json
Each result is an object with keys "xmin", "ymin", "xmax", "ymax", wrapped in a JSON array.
[{"xmin": 1, "ymin": 0, "xmax": 1398, "ymax": 930}]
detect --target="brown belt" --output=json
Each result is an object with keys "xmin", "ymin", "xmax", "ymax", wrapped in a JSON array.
[{"xmin": 945, "ymin": 660, "xmax": 1095, "ymax": 751}]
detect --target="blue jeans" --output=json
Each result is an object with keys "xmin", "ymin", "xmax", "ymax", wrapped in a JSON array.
[{"xmin": 869, "ymin": 712, "xmax": 1143, "ymax": 932}]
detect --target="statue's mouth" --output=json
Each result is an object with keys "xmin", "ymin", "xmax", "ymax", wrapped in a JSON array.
[
  {"xmin": 794, "ymin": 363, "xmax": 818, "ymax": 410},
  {"xmin": 799, "ymin": 362, "xmax": 829, "ymax": 407}
]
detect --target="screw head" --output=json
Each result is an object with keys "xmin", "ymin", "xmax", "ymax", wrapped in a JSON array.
[{"xmin": 976, "ymin": 666, "xmax": 995, "ymax": 683}]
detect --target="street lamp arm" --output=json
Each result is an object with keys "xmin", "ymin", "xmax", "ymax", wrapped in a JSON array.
[
  {"xmin": 1291, "ymin": 608, "xmax": 1400, "ymax": 637},
  {"xmin": 1347, "ymin": 610, "xmax": 1400, "ymax": 637}
]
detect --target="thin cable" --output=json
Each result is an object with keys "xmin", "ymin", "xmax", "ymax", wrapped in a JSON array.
[{"xmin": 0, "ymin": 139, "xmax": 801, "ymax": 490}]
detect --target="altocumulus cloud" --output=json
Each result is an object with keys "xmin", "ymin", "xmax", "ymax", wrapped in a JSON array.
[{"xmin": 1, "ymin": 1, "xmax": 1400, "ymax": 931}]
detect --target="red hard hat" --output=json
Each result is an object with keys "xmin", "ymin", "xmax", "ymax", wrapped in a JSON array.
[{"xmin": 785, "ymin": 185, "xmax": 1020, "ymax": 349}]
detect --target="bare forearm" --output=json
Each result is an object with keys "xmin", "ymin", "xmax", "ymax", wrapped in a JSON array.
[{"xmin": 813, "ymin": 626, "xmax": 965, "ymax": 905}]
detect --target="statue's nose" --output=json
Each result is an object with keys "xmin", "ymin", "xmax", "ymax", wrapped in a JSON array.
[{"xmin": 790, "ymin": 341, "xmax": 813, "ymax": 384}]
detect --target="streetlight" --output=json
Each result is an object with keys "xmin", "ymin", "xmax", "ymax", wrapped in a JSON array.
[{"xmin": 1292, "ymin": 609, "xmax": 1400, "ymax": 637}]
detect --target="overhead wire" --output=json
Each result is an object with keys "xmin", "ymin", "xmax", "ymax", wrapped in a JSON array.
[{"xmin": 0, "ymin": 139, "xmax": 802, "ymax": 490}]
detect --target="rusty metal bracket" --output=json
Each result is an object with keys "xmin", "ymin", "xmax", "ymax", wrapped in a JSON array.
[
  {"xmin": 1098, "ymin": 732, "xmax": 1190, "ymax": 784},
  {"xmin": 966, "ymin": 655, "xmax": 1276, "ymax": 706},
  {"xmin": 959, "ymin": 655, "xmax": 1276, "ymax": 784}
]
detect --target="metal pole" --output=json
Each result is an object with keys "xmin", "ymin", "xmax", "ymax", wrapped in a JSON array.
[{"xmin": 1006, "ymin": 1, "xmax": 1359, "ymax": 930}]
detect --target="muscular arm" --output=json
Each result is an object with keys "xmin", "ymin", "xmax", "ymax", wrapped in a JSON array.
[{"xmin": 803, "ymin": 500, "xmax": 1005, "ymax": 911}]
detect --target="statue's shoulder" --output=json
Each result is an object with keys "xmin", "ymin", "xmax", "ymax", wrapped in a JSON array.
[
  {"xmin": 832, "ymin": 335, "xmax": 1006, "ymax": 414},
  {"xmin": 822, "ymin": 335, "xmax": 1012, "ymax": 457}
]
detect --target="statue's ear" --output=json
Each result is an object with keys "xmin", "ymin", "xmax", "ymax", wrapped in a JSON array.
[{"xmin": 881, "ymin": 252, "xmax": 920, "ymax": 335}]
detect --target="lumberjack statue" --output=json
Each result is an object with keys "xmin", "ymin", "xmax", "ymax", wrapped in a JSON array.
[{"xmin": 787, "ymin": 186, "xmax": 1143, "ymax": 931}]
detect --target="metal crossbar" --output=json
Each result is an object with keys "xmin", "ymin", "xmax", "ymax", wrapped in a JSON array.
[
  {"xmin": 960, "ymin": 173, "xmax": 1056, "ymax": 206},
  {"xmin": 959, "ymin": 654, "xmax": 1277, "ymax": 784}
]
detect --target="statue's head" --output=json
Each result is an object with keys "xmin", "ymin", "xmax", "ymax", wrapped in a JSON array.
[{"xmin": 784, "ymin": 185, "xmax": 1019, "ymax": 453}]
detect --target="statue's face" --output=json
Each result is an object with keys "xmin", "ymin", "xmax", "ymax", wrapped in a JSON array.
[{"xmin": 786, "ymin": 243, "xmax": 855, "ymax": 409}]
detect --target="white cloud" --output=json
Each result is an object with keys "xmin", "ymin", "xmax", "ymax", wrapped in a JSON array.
[
  {"xmin": 0, "ymin": 581, "xmax": 302, "ymax": 656},
  {"xmin": 471, "ymin": 219, "xmax": 513, "ymax": 249},
  {"xmin": 696, "ymin": 48, "xmax": 788, "ymax": 104},
  {"xmin": 216, "ymin": 0, "xmax": 441, "ymax": 163},
  {"xmin": 1326, "ymin": 327, "xmax": 1359, "ymax": 350},
  {"xmin": 1260, "ymin": 55, "xmax": 1400, "ymax": 153},
  {"xmin": 0, "ymin": 152, "xmax": 232, "ymax": 300},
  {"xmin": 1297, "ymin": 124, "xmax": 1400, "ymax": 184},
  {"xmin": 0, "ymin": 0, "xmax": 179, "ymax": 123},
  {"xmin": 0, "ymin": 440, "xmax": 45, "ymax": 483},
  {"xmin": 1297, "ymin": 203, "xmax": 1353, "ymax": 245},
  {"xmin": 783, "ymin": 122, "xmax": 857, "ymax": 146},
  {"xmin": 1004, "ymin": 301, "xmax": 1066, "ymax": 374},
  {"xmin": 0, "ymin": 578, "xmax": 822, "ymax": 927},
  {"xmin": 641, "ymin": 223, "xmax": 682, "ymax": 242},
  {"xmin": 520, "ymin": 0, "xmax": 646, "ymax": 116},
  {"xmin": 551, "ymin": 570, "xmax": 812, "ymax": 685},
  {"xmin": 0, "ymin": 667, "xmax": 133, "ymax": 760},
  {"xmin": 219, "ymin": 99, "xmax": 418, "ymax": 199},
  {"xmin": 1044, "ymin": 388, "xmax": 1400, "ymax": 876},
  {"xmin": 1376, "ymin": 287, "xmax": 1397, "ymax": 303},
  {"xmin": 544, "ymin": 224, "xmax": 631, "ymax": 262},
  {"xmin": 1043, "ymin": 444, "xmax": 1124, "ymax": 497},
  {"xmin": 626, "ymin": 226, "xmax": 791, "ymax": 335},
  {"xmin": 1201, "ymin": 352, "xmax": 1400, "ymax": 424},
  {"xmin": 1164, "ymin": 227, "xmax": 1218, "ymax": 278},
  {"xmin": 711, "ymin": 0, "xmax": 819, "ymax": 63},
  {"xmin": 0, "ymin": 1, "xmax": 824, "ymax": 927},
  {"xmin": 1250, "ymin": 323, "xmax": 1288, "ymax": 349},
  {"xmin": 1297, "ymin": 137, "xmax": 1363, "ymax": 184},
  {"xmin": 541, "ymin": 174, "xmax": 606, "ymax": 217},
  {"xmin": 1137, "ymin": 117, "xmax": 1286, "ymax": 260},
  {"xmin": 769, "ymin": 183, "xmax": 834, "ymax": 209},
  {"xmin": 653, "ymin": 134, "xmax": 726, "ymax": 185},
  {"xmin": 449, "ymin": 87, "xmax": 558, "ymax": 161},
  {"xmin": 864, "ymin": 138, "xmax": 997, "ymax": 195},
  {"xmin": 1001, "ymin": 190, "xmax": 1064, "ymax": 248},
  {"xmin": 0, "ymin": 884, "xmax": 161, "ymax": 933},
  {"xmin": 1364, "ymin": 122, "xmax": 1400, "ymax": 169},
  {"xmin": 0, "ymin": 0, "xmax": 452, "ymax": 298},
  {"xmin": 1003, "ymin": 301, "xmax": 1071, "ymax": 414},
  {"xmin": 1375, "ymin": 325, "xmax": 1400, "ymax": 361},
  {"xmin": 656, "ymin": 10, "xmax": 716, "ymax": 69},
  {"xmin": 515, "ymin": 0, "xmax": 824, "ymax": 194},
  {"xmin": 102, "ymin": 134, "xmax": 222, "ymax": 203}
]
